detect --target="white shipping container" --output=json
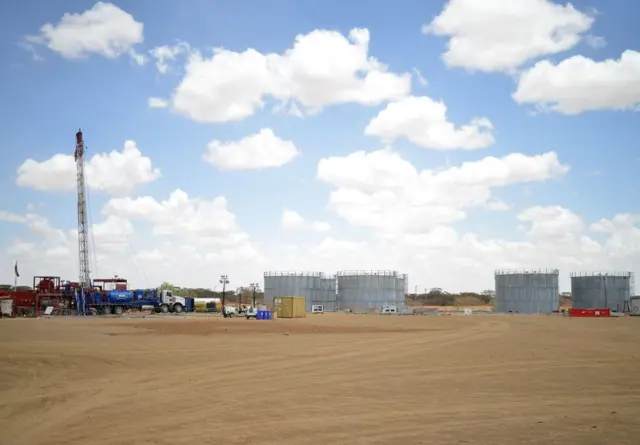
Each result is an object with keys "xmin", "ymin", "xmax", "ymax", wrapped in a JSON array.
[{"xmin": 1, "ymin": 299, "xmax": 13, "ymax": 317}]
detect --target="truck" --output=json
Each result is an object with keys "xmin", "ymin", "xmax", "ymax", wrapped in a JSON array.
[
  {"xmin": 222, "ymin": 305, "xmax": 258, "ymax": 319},
  {"xmin": 136, "ymin": 289, "xmax": 189, "ymax": 314},
  {"xmin": 85, "ymin": 280, "xmax": 192, "ymax": 315}
]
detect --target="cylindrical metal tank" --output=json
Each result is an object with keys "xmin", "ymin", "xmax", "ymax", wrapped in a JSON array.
[
  {"xmin": 336, "ymin": 270, "xmax": 407, "ymax": 310},
  {"xmin": 494, "ymin": 269, "xmax": 559, "ymax": 314},
  {"xmin": 317, "ymin": 275, "xmax": 338, "ymax": 311},
  {"xmin": 570, "ymin": 272, "xmax": 633, "ymax": 310},
  {"xmin": 263, "ymin": 271, "xmax": 323, "ymax": 312}
]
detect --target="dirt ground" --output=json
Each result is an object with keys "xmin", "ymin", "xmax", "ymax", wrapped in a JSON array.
[{"xmin": 1, "ymin": 313, "xmax": 638, "ymax": 445}]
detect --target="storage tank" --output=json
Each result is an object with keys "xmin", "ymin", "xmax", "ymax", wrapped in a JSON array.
[
  {"xmin": 318, "ymin": 275, "xmax": 338, "ymax": 311},
  {"xmin": 106, "ymin": 289, "xmax": 133, "ymax": 304},
  {"xmin": 494, "ymin": 269, "xmax": 559, "ymax": 314},
  {"xmin": 570, "ymin": 272, "xmax": 633, "ymax": 310},
  {"xmin": 263, "ymin": 271, "xmax": 323, "ymax": 311},
  {"xmin": 336, "ymin": 270, "xmax": 407, "ymax": 311}
]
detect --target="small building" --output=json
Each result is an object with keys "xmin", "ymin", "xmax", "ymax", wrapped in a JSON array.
[{"xmin": 274, "ymin": 296, "xmax": 306, "ymax": 318}]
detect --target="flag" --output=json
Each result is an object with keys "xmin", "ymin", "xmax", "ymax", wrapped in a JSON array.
[{"xmin": 14, "ymin": 261, "xmax": 19, "ymax": 278}]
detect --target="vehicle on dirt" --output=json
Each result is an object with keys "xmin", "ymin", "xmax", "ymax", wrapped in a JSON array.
[{"xmin": 245, "ymin": 307, "xmax": 258, "ymax": 319}]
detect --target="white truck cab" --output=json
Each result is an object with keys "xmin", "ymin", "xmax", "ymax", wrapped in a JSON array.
[
  {"xmin": 158, "ymin": 289, "xmax": 186, "ymax": 314},
  {"xmin": 222, "ymin": 305, "xmax": 238, "ymax": 317}
]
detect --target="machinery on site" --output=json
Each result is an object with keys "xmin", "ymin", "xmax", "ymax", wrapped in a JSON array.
[
  {"xmin": 0, "ymin": 276, "xmax": 194, "ymax": 317},
  {"xmin": 75, "ymin": 129, "xmax": 91, "ymax": 290},
  {"xmin": 0, "ymin": 130, "xmax": 194, "ymax": 318},
  {"xmin": 85, "ymin": 279, "xmax": 192, "ymax": 315},
  {"xmin": 0, "ymin": 276, "xmax": 77, "ymax": 317},
  {"xmin": 245, "ymin": 306, "xmax": 258, "ymax": 319},
  {"xmin": 221, "ymin": 305, "xmax": 258, "ymax": 319}
]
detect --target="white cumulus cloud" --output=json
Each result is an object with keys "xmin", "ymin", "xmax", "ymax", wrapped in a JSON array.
[
  {"xmin": 423, "ymin": 0, "xmax": 594, "ymax": 72},
  {"xmin": 281, "ymin": 209, "xmax": 306, "ymax": 229},
  {"xmin": 203, "ymin": 129, "xmax": 299, "ymax": 170},
  {"xmin": 16, "ymin": 140, "xmax": 161, "ymax": 196},
  {"xmin": 25, "ymin": 2, "xmax": 144, "ymax": 63},
  {"xmin": 281, "ymin": 209, "xmax": 331, "ymax": 232},
  {"xmin": 317, "ymin": 148, "xmax": 569, "ymax": 235},
  {"xmin": 365, "ymin": 96, "xmax": 495, "ymax": 150},
  {"xmin": 513, "ymin": 50, "xmax": 640, "ymax": 114},
  {"xmin": 171, "ymin": 28, "xmax": 411, "ymax": 123}
]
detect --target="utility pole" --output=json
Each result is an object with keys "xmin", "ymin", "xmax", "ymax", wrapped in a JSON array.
[
  {"xmin": 250, "ymin": 282, "xmax": 260, "ymax": 308},
  {"xmin": 220, "ymin": 274, "xmax": 229, "ymax": 317}
]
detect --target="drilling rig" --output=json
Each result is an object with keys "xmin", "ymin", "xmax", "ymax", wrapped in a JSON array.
[{"xmin": 75, "ymin": 129, "xmax": 91, "ymax": 289}]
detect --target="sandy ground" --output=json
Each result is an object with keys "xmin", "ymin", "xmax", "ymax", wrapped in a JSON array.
[{"xmin": 1, "ymin": 313, "xmax": 638, "ymax": 445}]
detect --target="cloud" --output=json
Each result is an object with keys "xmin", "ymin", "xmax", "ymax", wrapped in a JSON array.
[
  {"xmin": 170, "ymin": 28, "xmax": 411, "ymax": 123},
  {"xmin": 316, "ymin": 148, "xmax": 569, "ymax": 234},
  {"xmin": 485, "ymin": 199, "xmax": 510, "ymax": 211},
  {"xmin": 281, "ymin": 209, "xmax": 331, "ymax": 232},
  {"xmin": 423, "ymin": 0, "xmax": 594, "ymax": 72},
  {"xmin": 517, "ymin": 205, "xmax": 584, "ymax": 243},
  {"xmin": 203, "ymin": 129, "xmax": 299, "ymax": 170},
  {"xmin": 1, "ymin": 196, "xmax": 263, "ymax": 289},
  {"xmin": 102, "ymin": 189, "xmax": 246, "ymax": 242},
  {"xmin": 311, "ymin": 221, "xmax": 332, "ymax": 233},
  {"xmin": 149, "ymin": 41, "xmax": 191, "ymax": 73},
  {"xmin": 513, "ymin": 50, "xmax": 640, "ymax": 114},
  {"xmin": 0, "ymin": 211, "xmax": 28, "ymax": 223},
  {"xmin": 24, "ymin": 2, "xmax": 144, "ymax": 63},
  {"xmin": 148, "ymin": 97, "xmax": 169, "ymax": 108},
  {"xmin": 281, "ymin": 209, "xmax": 305, "ymax": 229},
  {"xmin": 16, "ymin": 140, "xmax": 161, "ymax": 196},
  {"xmin": 585, "ymin": 35, "xmax": 607, "ymax": 49},
  {"xmin": 365, "ymin": 96, "xmax": 495, "ymax": 150},
  {"xmin": 264, "ymin": 206, "xmax": 640, "ymax": 292},
  {"xmin": 2, "ymin": 202, "xmax": 638, "ymax": 293}
]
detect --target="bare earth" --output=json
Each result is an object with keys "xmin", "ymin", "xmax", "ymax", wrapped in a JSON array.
[{"xmin": 1, "ymin": 314, "xmax": 638, "ymax": 445}]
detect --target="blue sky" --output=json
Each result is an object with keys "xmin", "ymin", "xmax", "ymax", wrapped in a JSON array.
[{"xmin": 0, "ymin": 0, "xmax": 638, "ymax": 292}]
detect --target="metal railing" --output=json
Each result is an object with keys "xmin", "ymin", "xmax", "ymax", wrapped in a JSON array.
[
  {"xmin": 569, "ymin": 271, "xmax": 633, "ymax": 277},
  {"xmin": 336, "ymin": 270, "xmax": 403, "ymax": 277},
  {"xmin": 495, "ymin": 268, "xmax": 559, "ymax": 276},
  {"xmin": 263, "ymin": 271, "xmax": 325, "ymax": 277}
]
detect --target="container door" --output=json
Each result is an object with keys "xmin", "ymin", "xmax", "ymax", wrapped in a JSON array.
[
  {"xmin": 293, "ymin": 297, "xmax": 306, "ymax": 317},
  {"xmin": 280, "ymin": 297, "xmax": 293, "ymax": 318}
]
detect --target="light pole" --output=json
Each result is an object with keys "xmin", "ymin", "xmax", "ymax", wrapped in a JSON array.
[
  {"xmin": 220, "ymin": 274, "xmax": 229, "ymax": 317},
  {"xmin": 250, "ymin": 282, "xmax": 260, "ymax": 308}
]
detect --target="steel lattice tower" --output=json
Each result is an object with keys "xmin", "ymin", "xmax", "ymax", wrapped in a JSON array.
[{"xmin": 75, "ymin": 129, "xmax": 91, "ymax": 288}]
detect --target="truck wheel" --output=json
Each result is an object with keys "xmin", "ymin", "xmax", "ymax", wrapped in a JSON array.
[
  {"xmin": 173, "ymin": 304, "xmax": 183, "ymax": 314},
  {"xmin": 114, "ymin": 306, "xmax": 124, "ymax": 315},
  {"xmin": 160, "ymin": 304, "xmax": 169, "ymax": 313},
  {"xmin": 103, "ymin": 306, "xmax": 112, "ymax": 315}
]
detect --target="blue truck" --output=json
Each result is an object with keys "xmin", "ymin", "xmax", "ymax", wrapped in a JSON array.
[{"xmin": 72, "ymin": 278, "xmax": 194, "ymax": 315}]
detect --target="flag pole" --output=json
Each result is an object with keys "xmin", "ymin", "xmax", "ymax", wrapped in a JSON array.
[{"xmin": 14, "ymin": 260, "xmax": 18, "ymax": 290}]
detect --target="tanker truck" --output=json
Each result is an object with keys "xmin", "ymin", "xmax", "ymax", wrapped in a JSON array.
[{"xmin": 87, "ymin": 288, "xmax": 191, "ymax": 315}]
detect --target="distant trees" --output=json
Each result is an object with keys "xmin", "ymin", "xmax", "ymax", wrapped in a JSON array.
[
  {"xmin": 0, "ymin": 284, "xmax": 32, "ymax": 291},
  {"xmin": 405, "ymin": 289, "xmax": 494, "ymax": 307},
  {"xmin": 157, "ymin": 282, "xmax": 264, "ymax": 303}
]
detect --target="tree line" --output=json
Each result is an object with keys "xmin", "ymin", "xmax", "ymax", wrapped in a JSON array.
[
  {"xmin": 158, "ymin": 282, "xmax": 265, "ymax": 304},
  {"xmin": 406, "ymin": 288, "xmax": 495, "ymax": 306}
]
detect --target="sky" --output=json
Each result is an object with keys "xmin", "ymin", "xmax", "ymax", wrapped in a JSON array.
[{"xmin": 0, "ymin": 0, "xmax": 638, "ymax": 293}]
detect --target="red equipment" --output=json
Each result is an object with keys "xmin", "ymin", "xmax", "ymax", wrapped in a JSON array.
[
  {"xmin": 568, "ymin": 308, "xmax": 611, "ymax": 318},
  {"xmin": 0, "ymin": 276, "xmax": 75, "ymax": 317},
  {"xmin": 92, "ymin": 278, "xmax": 128, "ymax": 291}
]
